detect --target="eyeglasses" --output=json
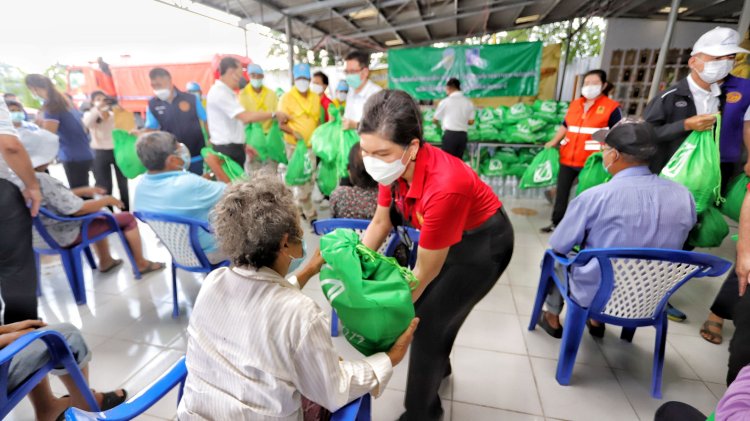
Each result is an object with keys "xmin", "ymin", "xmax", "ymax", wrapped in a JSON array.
[{"xmin": 344, "ymin": 68, "xmax": 363, "ymax": 75}]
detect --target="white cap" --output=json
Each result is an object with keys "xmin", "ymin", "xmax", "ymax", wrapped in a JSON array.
[
  {"xmin": 19, "ymin": 129, "xmax": 59, "ymax": 168},
  {"xmin": 692, "ymin": 26, "xmax": 750, "ymax": 57}
]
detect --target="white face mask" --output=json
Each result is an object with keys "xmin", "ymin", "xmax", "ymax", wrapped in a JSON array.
[
  {"xmin": 581, "ymin": 84, "xmax": 602, "ymax": 100},
  {"xmin": 698, "ymin": 59, "xmax": 733, "ymax": 84},
  {"xmin": 362, "ymin": 147, "xmax": 410, "ymax": 186},
  {"xmin": 337, "ymin": 92, "xmax": 348, "ymax": 102},
  {"xmin": 295, "ymin": 79, "xmax": 310, "ymax": 93},
  {"xmin": 250, "ymin": 78, "xmax": 263, "ymax": 89},
  {"xmin": 154, "ymin": 88, "xmax": 171, "ymax": 101},
  {"xmin": 311, "ymin": 83, "xmax": 325, "ymax": 95},
  {"xmin": 601, "ymin": 148, "xmax": 617, "ymax": 174}
]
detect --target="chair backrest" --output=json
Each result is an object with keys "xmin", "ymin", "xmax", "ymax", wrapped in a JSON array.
[
  {"xmin": 574, "ymin": 248, "xmax": 732, "ymax": 322},
  {"xmin": 133, "ymin": 211, "xmax": 212, "ymax": 269},
  {"xmin": 31, "ymin": 207, "xmax": 66, "ymax": 250},
  {"xmin": 312, "ymin": 219, "xmax": 393, "ymax": 256}
]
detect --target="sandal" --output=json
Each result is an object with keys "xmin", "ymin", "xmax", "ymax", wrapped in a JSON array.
[
  {"xmin": 700, "ymin": 320, "xmax": 723, "ymax": 345},
  {"xmin": 100, "ymin": 389, "xmax": 128, "ymax": 410},
  {"xmin": 99, "ymin": 259, "xmax": 123, "ymax": 273},
  {"xmin": 537, "ymin": 311, "xmax": 563, "ymax": 338},
  {"xmin": 587, "ymin": 319, "xmax": 605, "ymax": 338},
  {"xmin": 138, "ymin": 261, "xmax": 165, "ymax": 276}
]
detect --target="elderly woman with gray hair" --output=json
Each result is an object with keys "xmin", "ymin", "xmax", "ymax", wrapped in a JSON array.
[{"xmin": 177, "ymin": 176, "xmax": 418, "ymax": 421}]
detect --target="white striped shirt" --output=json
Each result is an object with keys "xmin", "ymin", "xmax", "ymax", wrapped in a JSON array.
[{"xmin": 177, "ymin": 266, "xmax": 393, "ymax": 420}]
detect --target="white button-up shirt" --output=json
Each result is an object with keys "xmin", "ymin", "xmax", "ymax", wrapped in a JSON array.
[
  {"xmin": 206, "ymin": 80, "xmax": 246, "ymax": 145},
  {"xmin": 344, "ymin": 80, "xmax": 383, "ymax": 123},
  {"xmin": 0, "ymin": 101, "xmax": 18, "ymax": 181},
  {"xmin": 177, "ymin": 266, "xmax": 393, "ymax": 421},
  {"xmin": 687, "ymin": 74, "xmax": 721, "ymax": 115},
  {"xmin": 434, "ymin": 91, "xmax": 475, "ymax": 132}
]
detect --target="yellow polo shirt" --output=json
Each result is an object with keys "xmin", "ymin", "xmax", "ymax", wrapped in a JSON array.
[
  {"xmin": 278, "ymin": 88, "xmax": 320, "ymax": 147},
  {"xmin": 238, "ymin": 85, "xmax": 278, "ymax": 133}
]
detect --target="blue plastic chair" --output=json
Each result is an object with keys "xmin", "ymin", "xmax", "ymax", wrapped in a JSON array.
[
  {"xmin": 133, "ymin": 211, "xmax": 230, "ymax": 318},
  {"xmin": 312, "ymin": 218, "xmax": 420, "ymax": 337},
  {"xmin": 32, "ymin": 207, "xmax": 141, "ymax": 305},
  {"xmin": 64, "ymin": 356, "xmax": 186, "ymax": 420},
  {"xmin": 0, "ymin": 330, "xmax": 100, "ymax": 418},
  {"xmin": 528, "ymin": 248, "xmax": 731, "ymax": 398},
  {"xmin": 332, "ymin": 394, "xmax": 371, "ymax": 421}
]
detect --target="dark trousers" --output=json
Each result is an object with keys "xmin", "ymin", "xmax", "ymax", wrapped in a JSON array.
[
  {"xmin": 93, "ymin": 149, "xmax": 129, "ymax": 211},
  {"xmin": 441, "ymin": 130, "xmax": 468, "ymax": 159},
  {"xmin": 711, "ymin": 265, "xmax": 740, "ymax": 320},
  {"xmin": 551, "ymin": 164, "xmax": 582, "ymax": 225},
  {"xmin": 0, "ymin": 179, "xmax": 38, "ymax": 323},
  {"xmin": 728, "ymin": 292, "xmax": 750, "ymax": 385},
  {"xmin": 62, "ymin": 160, "xmax": 93, "ymax": 189},
  {"xmin": 653, "ymin": 401, "xmax": 706, "ymax": 421},
  {"xmin": 402, "ymin": 209, "xmax": 514, "ymax": 421},
  {"xmin": 213, "ymin": 143, "xmax": 246, "ymax": 168},
  {"xmin": 721, "ymin": 162, "xmax": 740, "ymax": 196}
]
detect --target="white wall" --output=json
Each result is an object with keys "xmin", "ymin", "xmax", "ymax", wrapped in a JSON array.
[{"xmin": 558, "ymin": 56, "xmax": 602, "ymax": 102}]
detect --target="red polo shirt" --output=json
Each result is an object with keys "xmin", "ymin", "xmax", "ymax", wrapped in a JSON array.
[
  {"xmin": 377, "ymin": 143, "xmax": 502, "ymax": 250},
  {"xmin": 321, "ymin": 93, "xmax": 333, "ymax": 122}
]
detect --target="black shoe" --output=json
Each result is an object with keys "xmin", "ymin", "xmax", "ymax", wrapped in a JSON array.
[
  {"xmin": 540, "ymin": 224, "xmax": 557, "ymax": 234},
  {"xmin": 537, "ymin": 311, "xmax": 563, "ymax": 338},
  {"xmin": 586, "ymin": 320, "xmax": 605, "ymax": 338}
]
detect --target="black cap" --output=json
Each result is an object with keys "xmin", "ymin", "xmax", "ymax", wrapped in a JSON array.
[{"xmin": 592, "ymin": 118, "xmax": 657, "ymax": 160}]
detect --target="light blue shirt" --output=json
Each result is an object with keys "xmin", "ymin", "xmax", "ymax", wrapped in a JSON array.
[
  {"xmin": 134, "ymin": 171, "xmax": 226, "ymax": 253},
  {"xmin": 549, "ymin": 166, "xmax": 697, "ymax": 307},
  {"xmin": 145, "ymin": 100, "xmax": 207, "ymax": 130}
]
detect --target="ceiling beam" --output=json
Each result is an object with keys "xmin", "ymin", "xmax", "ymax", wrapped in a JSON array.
[
  {"xmin": 681, "ymin": 0, "xmax": 728, "ymax": 17},
  {"xmin": 344, "ymin": 0, "xmax": 535, "ymax": 38},
  {"xmin": 282, "ymin": 0, "xmax": 364, "ymax": 16},
  {"xmin": 608, "ymin": 0, "xmax": 651, "ymax": 18}
]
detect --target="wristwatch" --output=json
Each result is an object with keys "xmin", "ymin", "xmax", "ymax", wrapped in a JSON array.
[{"xmin": 271, "ymin": 112, "xmax": 277, "ymax": 120}]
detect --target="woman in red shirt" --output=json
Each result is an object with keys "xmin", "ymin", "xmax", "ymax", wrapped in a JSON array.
[{"xmin": 358, "ymin": 90, "xmax": 514, "ymax": 421}]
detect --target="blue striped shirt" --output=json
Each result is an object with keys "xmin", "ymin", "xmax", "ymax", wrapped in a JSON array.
[{"xmin": 549, "ymin": 166, "xmax": 697, "ymax": 307}]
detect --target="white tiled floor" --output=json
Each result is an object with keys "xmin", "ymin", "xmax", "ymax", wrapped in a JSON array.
[{"xmin": 8, "ymin": 190, "xmax": 738, "ymax": 421}]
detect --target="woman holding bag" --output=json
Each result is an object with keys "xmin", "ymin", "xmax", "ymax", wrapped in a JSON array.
[{"xmin": 357, "ymin": 90, "xmax": 515, "ymax": 421}]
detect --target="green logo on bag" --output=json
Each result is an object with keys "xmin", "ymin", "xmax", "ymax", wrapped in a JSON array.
[
  {"xmin": 489, "ymin": 159, "xmax": 503, "ymax": 171},
  {"xmin": 533, "ymin": 161, "xmax": 553, "ymax": 183},
  {"xmin": 662, "ymin": 142, "xmax": 696, "ymax": 178}
]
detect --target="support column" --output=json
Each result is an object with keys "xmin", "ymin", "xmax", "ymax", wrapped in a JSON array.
[
  {"xmin": 648, "ymin": 0, "xmax": 681, "ymax": 101},
  {"xmin": 738, "ymin": 0, "xmax": 750, "ymax": 40},
  {"xmin": 286, "ymin": 17, "xmax": 295, "ymax": 85}
]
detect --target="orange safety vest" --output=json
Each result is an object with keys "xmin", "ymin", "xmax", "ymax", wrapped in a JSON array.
[{"xmin": 560, "ymin": 96, "xmax": 620, "ymax": 168}]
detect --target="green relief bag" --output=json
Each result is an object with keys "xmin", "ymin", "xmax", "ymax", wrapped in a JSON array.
[
  {"xmin": 266, "ymin": 121, "xmax": 288, "ymax": 165},
  {"xmin": 576, "ymin": 152, "xmax": 612, "ymax": 195},
  {"xmin": 659, "ymin": 116, "xmax": 722, "ymax": 214},
  {"xmin": 245, "ymin": 123, "xmax": 267, "ymax": 162},
  {"xmin": 519, "ymin": 148, "xmax": 559, "ymax": 189},
  {"xmin": 720, "ymin": 174, "xmax": 750, "ymax": 222},
  {"xmin": 481, "ymin": 155, "xmax": 505, "ymax": 177},
  {"xmin": 317, "ymin": 160, "xmax": 338, "ymax": 196},
  {"xmin": 688, "ymin": 206, "xmax": 729, "ymax": 248},
  {"xmin": 112, "ymin": 129, "xmax": 147, "ymax": 179},
  {"xmin": 284, "ymin": 142, "xmax": 313, "ymax": 186},
  {"xmin": 320, "ymin": 229, "xmax": 418, "ymax": 355},
  {"xmin": 200, "ymin": 147, "xmax": 245, "ymax": 182},
  {"xmin": 337, "ymin": 129, "xmax": 360, "ymax": 179},
  {"xmin": 312, "ymin": 118, "xmax": 342, "ymax": 163}
]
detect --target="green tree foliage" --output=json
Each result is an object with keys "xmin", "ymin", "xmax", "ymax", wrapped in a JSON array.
[{"xmin": 0, "ymin": 62, "xmax": 69, "ymax": 109}]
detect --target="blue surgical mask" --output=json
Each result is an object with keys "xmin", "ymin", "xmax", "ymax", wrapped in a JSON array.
[
  {"xmin": 176, "ymin": 144, "xmax": 191, "ymax": 171},
  {"xmin": 345, "ymin": 73, "xmax": 362, "ymax": 90},
  {"xmin": 287, "ymin": 240, "xmax": 307, "ymax": 273}
]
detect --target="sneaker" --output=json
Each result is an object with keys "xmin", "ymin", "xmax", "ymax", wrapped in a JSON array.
[
  {"xmin": 544, "ymin": 189, "xmax": 554, "ymax": 205},
  {"xmin": 667, "ymin": 303, "xmax": 687, "ymax": 322},
  {"xmin": 540, "ymin": 224, "xmax": 556, "ymax": 233}
]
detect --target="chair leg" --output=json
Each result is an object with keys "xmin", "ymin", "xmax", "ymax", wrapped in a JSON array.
[
  {"xmin": 358, "ymin": 393, "xmax": 372, "ymax": 421},
  {"xmin": 116, "ymin": 230, "xmax": 141, "ymax": 280},
  {"xmin": 620, "ymin": 327, "xmax": 637, "ymax": 342},
  {"xmin": 556, "ymin": 303, "xmax": 587, "ymax": 386},
  {"xmin": 331, "ymin": 309, "xmax": 339, "ymax": 337},
  {"xmin": 83, "ymin": 246, "xmax": 97, "ymax": 269},
  {"xmin": 172, "ymin": 263, "xmax": 179, "ymax": 319},
  {"xmin": 35, "ymin": 252, "xmax": 42, "ymax": 297},
  {"xmin": 528, "ymin": 258, "xmax": 553, "ymax": 331},
  {"xmin": 651, "ymin": 314, "xmax": 668, "ymax": 399},
  {"xmin": 61, "ymin": 250, "xmax": 86, "ymax": 305}
]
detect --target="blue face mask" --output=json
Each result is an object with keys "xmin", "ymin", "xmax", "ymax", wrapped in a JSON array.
[
  {"xmin": 10, "ymin": 111, "xmax": 25, "ymax": 123},
  {"xmin": 345, "ymin": 73, "xmax": 362, "ymax": 90},
  {"xmin": 287, "ymin": 240, "xmax": 307, "ymax": 273}
]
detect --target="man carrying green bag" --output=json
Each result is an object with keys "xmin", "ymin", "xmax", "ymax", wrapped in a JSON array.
[
  {"xmin": 320, "ymin": 229, "xmax": 419, "ymax": 355},
  {"xmin": 576, "ymin": 152, "xmax": 612, "ymax": 195},
  {"xmin": 519, "ymin": 148, "xmax": 559, "ymax": 189},
  {"xmin": 112, "ymin": 129, "xmax": 147, "ymax": 179}
]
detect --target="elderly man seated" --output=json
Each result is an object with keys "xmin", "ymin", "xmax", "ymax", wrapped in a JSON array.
[
  {"xmin": 133, "ymin": 131, "xmax": 226, "ymax": 262},
  {"xmin": 536, "ymin": 119, "xmax": 697, "ymax": 338}
]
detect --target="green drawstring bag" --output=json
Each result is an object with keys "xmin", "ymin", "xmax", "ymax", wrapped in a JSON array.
[
  {"xmin": 317, "ymin": 160, "xmax": 338, "ymax": 196},
  {"xmin": 200, "ymin": 147, "xmax": 245, "ymax": 182},
  {"xmin": 480, "ymin": 155, "xmax": 505, "ymax": 177},
  {"xmin": 337, "ymin": 129, "xmax": 360, "ymax": 179},
  {"xmin": 721, "ymin": 174, "xmax": 750, "ymax": 222},
  {"xmin": 519, "ymin": 148, "xmax": 559, "ymax": 189},
  {"xmin": 284, "ymin": 142, "xmax": 313, "ymax": 186},
  {"xmin": 112, "ymin": 129, "xmax": 147, "ymax": 179},
  {"xmin": 245, "ymin": 123, "xmax": 267, "ymax": 162},
  {"xmin": 576, "ymin": 152, "xmax": 612, "ymax": 195},
  {"xmin": 266, "ymin": 121, "xmax": 288, "ymax": 165},
  {"xmin": 320, "ymin": 229, "xmax": 418, "ymax": 355},
  {"xmin": 311, "ymin": 117, "xmax": 342, "ymax": 163},
  {"xmin": 688, "ymin": 206, "xmax": 729, "ymax": 248},
  {"xmin": 660, "ymin": 116, "xmax": 722, "ymax": 214}
]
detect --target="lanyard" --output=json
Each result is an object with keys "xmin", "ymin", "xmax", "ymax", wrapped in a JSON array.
[
  {"xmin": 291, "ymin": 88, "xmax": 314, "ymax": 117},
  {"xmin": 249, "ymin": 88, "xmax": 269, "ymax": 111}
]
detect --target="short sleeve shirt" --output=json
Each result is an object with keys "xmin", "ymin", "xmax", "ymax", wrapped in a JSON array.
[
  {"xmin": 0, "ymin": 100, "xmax": 18, "ymax": 180},
  {"xmin": 37, "ymin": 172, "xmax": 85, "ymax": 247},
  {"xmin": 206, "ymin": 80, "xmax": 246, "ymax": 145},
  {"xmin": 344, "ymin": 80, "xmax": 383, "ymax": 123},
  {"xmin": 377, "ymin": 144, "xmax": 501, "ymax": 250},
  {"xmin": 43, "ymin": 109, "xmax": 93, "ymax": 162},
  {"xmin": 434, "ymin": 91, "xmax": 475, "ymax": 132},
  {"xmin": 238, "ymin": 86, "xmax": 278, "ymax": 133},
  {"xmin": 278, "ymin": 88, "xmax": 321, "ymax": 147}
]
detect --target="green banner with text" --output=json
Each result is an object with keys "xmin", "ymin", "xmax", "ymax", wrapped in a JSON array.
[{"xmin": 388, "ymin": 42, "xmax": 542, "ymax": 99}]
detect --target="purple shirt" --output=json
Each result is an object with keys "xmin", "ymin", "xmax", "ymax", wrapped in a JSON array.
[
  {"xmin": 549, "ymin": 166, "xmax": 696, "ymax": 307},
  {"xmin": 716, "ymin": 365, "xmax": 750, "ymax": 420}
]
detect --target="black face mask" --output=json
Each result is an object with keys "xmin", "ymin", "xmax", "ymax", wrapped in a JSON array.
[{"xmin": 238, "ymin": 76, "xmax": 249, "ymax": 90}]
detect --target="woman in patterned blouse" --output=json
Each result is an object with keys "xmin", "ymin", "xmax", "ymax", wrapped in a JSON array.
[{"xmin": 330, "ymin": 143, "xmax": 379, "ymax": 219}]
